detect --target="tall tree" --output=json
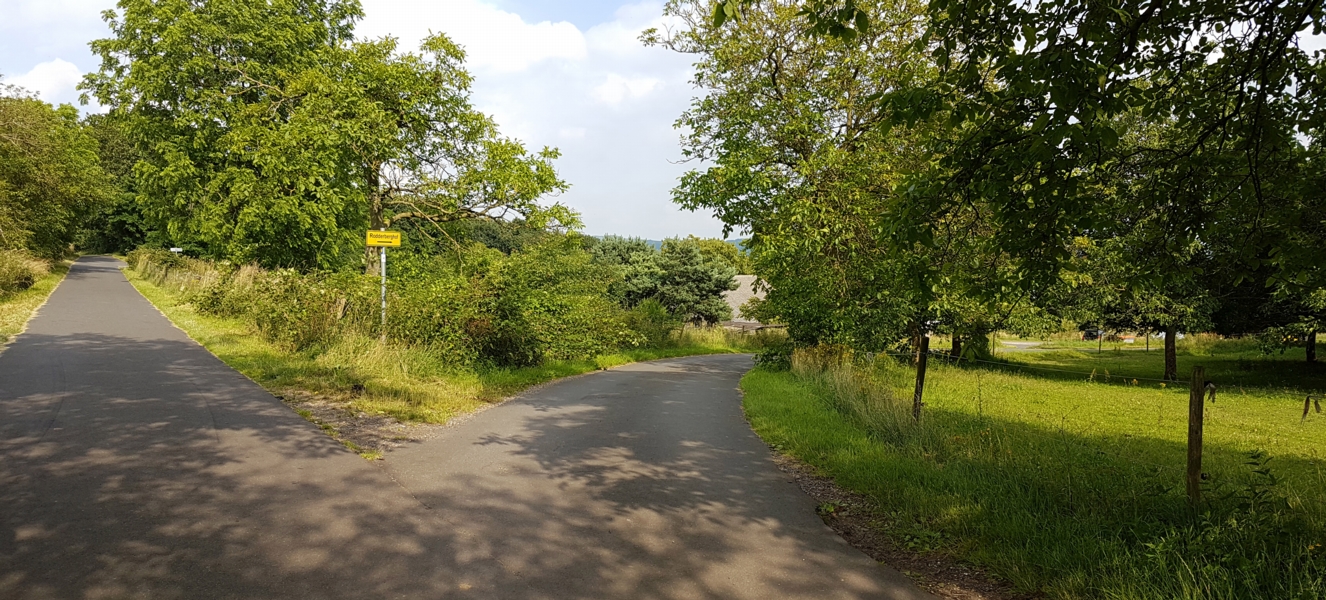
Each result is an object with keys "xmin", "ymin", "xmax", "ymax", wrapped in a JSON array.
[
  {"xmin": 0, "ymin": 82, "xmax": 111, "ymax": 258},
  {"xmin": 711, "ymin": 0, "xmax": 1325, "ymax": 315},
  {"xmin": 653, "ymin": 0, "xmax": 1021, "ymax": 349},
  {"xmin": 84, "ymin": 0, "xmax": 570, "ymax": 269}
]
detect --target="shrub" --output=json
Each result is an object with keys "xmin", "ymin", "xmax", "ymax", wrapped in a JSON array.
[
  {"xmin": 387, "ymin": 272, "xmax": 483, "ymax": 364},
  {"xmin": 130, "ymin": 237, "xmax": 648, "ymax": 365},
  {"xmin": 0, "ymin": 250, "xmax": 48, "ymax": 294},
  {"xmin": 625, "ymin": 298, "xmax": 681, "ymax": 347},
  {"xmin": 485, "ymin": 239, "xmax": 640, "ymax": 365}
]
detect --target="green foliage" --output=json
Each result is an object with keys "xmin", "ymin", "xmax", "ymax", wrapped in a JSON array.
[
  {"xmin": 654, "ymin": 238, "xmax": 738, "ymax": 325},
  {"xmin": 84, "ymin": 0, "xmax": 366, "ymax": 267},
  {"xmin": 652, "ymin": 0, "xmax": 954, "ymax": 346},
  {"xmin": 482, "ymin": 238, "xmax": 639, "ymax": 365},
  {"xmin": 0, "ymin": 250, "xmax": 49, "ymax": 295},
  {"xmin": 690, "ymin": 236, "xmax": 752, "ymax": 274},
  {"xmin": 623, "ymin": 298, "xmax": 682, "ymax": 347},
  {"xmin": 130, "ymin": 236, "xmax": 641, "ymax": 367},
  {"xmin": 76, "ymin": 115, "xmax": 149, "ymax": 254},
  {"xmin": 681, "ymin": 0, "xmax": 1326, "ymax": 363},
  {"xmin": 86, "ymin": 0, "xmax": 570, "ymax": 269},
  {"xmin": 588, "ymin": 235, "xmax": 738, "ymax": 326},
  {"xmin": 743, "ymin": 345, "xmax": 1326, "ymax": 599},
  {"xmin": 589, "ymin": 235, "xmax": 654, "ymax": 267},
  {"xmin": 0, "ymin": 88, "xmax": 112, "ymax": 259}
]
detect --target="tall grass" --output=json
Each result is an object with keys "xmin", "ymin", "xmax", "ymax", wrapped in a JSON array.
[
  {"xmin": 0, "ymin": 254, "xmax": 64, "ymax": 345},
  {"xmin": 0, "ymin": 250, "xmax": 49, "ymax": 295},
  {"xmin": 745, "ymin": 346, "xmax": 1326, "ymax": 599},
  {"xmin": 127, "ymin": 249, "xmax": 779, "ymax": 426}
]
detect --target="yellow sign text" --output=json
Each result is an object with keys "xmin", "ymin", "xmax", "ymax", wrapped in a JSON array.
[{"xmin": 366, "ymin": 231, "xmax": 402, "ymax": 247}]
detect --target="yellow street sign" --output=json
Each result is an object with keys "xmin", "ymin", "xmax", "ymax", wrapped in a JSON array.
[{"xmin": 366, "ymin": 230, "xmax": 402, "ymax": 247}]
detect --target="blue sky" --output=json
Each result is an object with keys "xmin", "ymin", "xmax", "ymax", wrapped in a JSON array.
[
  {"xmin": 495, "ymin": 0, "xmax": 629, "ymax": 29},
  {"xmin": 0, "ymin": 0, "xmax": 730, "ymax": 240}
]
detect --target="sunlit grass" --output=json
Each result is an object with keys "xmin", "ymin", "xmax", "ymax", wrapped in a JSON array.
[
  {"xmin": 129, "ymin": 270, "xmax": 773, "ymax": 424},
  {"xmin": 0, "ymin": 262, "xmax": 68, "ymax": 347},
  {"xmin": 742, "ymin": 346, "xmax": 1326, "ymax": 599}
]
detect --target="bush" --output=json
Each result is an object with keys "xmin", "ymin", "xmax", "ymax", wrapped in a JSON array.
[
  {"xmin": 485, "ymin": 239, "xmax": 640, "ymax": 365},
  {"xmin": 130, "ymin": 237, "xmax": 648, "ymax": 366},
  {"xmin": 625, "ymin": 298, "xmax": 682, "ymax": 347},
  {"xmin": 387, "ymin": 272, "xmax": 483, "ymax": 364},
  {"xmin": 0, "ymin": 250, "xmax": 48, "ymax": 294}
]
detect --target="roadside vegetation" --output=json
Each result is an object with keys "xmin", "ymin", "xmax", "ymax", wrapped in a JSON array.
[
  {"xmin": 653, "ymin": 1, "xmax": 1326, "ymax": 594},
  {"xmin": 4, "ymin": 0, "xmax": 1325, "ymax": 595},
  {"xmin": 127, "ymin": 246, "xmax": 775, "ymax": 437},
  {"xmin": 744, "ymin": 344, "xmax": 1325, "ymax": 599},
  {"xmin": 0, "ymin": 252, "xmax": 67, "ymax": 345}
]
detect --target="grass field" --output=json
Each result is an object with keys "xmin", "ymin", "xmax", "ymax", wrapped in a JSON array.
[
  {"xmin": 742, "ymin": 342, "xmax": 1326, "ymax": 599},
  {"xmin": 128, "ymin": 269, "xmax": 774, "ymax": 428},
  {"xmin": 0, "ymin": 263, "xmax": 68, "ymax": 347}
]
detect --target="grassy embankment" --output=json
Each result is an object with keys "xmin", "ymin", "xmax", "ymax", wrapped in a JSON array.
[
  {"xmin": 0, "ymin": 262, "xmax": 69, "ymax": 347},
  {"xmin": 128, "ymin": 269, "xmax": 772, "ymax": 429},
  {"xmin": 743, "ymin": 340, "xmax": 1325, "ymax": 599}
]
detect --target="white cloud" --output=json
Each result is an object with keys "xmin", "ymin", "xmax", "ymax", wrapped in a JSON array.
[
  {"xmin": 559, "ymin": 127, "xmax": 587, "ymax": 139},
  {"xmin": 592, "ymin": 74, "xmax": 661, "ymax": 106},
  {"xmin": 359, "ymin": 1, "xmax": 725, "ymax": 238},
  {"xmin": 359, "ymin": 0, "xmax": 587, "ymax": 73},
  {"xmin": 9, "ymin": 59, "xmax": 85, "ymax": 105},
  {"xmin": 0, "ymin": 0, "xmax": 727, "ymax": 239}
]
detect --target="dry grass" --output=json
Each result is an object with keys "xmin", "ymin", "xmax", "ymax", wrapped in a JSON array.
[{"xmin": 0, "ymin": 259, "xmax": 66, "ymax": 347}]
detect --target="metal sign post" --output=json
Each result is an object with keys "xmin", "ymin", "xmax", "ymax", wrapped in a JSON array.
[
  {"xmin": 380, "ymin": 238, "xmax": 387, "ymax": 337},
  {"xmin": 366, "ymin": 230, "xmax": 402, "ymax": 341}
]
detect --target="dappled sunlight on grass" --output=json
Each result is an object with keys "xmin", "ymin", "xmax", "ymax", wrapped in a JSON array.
[{"xmin": 743, "ymin": 347, "xmax": 1326, "ymax": 599}]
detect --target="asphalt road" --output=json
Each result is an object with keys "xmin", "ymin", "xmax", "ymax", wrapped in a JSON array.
[{"xmin": 0, "ymin": 256, "xmax": 933, "ymax": 600}]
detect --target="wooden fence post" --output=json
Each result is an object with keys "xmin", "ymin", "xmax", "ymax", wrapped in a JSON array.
[
  {"xmin": 1187, "ymin": 366, "xmax": 1206, "ymax": 506},
  {"xmin": 913, "ymin": 335, "xmax": 929, "ymax": 421}
]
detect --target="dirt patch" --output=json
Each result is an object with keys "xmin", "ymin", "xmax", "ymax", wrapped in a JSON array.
[
  {"xmin": 767, "ymin": 453, "xmax": 1035, "ymax": 600},
  {"xmin": 275, "ymin": 389, "xmax": 450, "ymax": 457}
]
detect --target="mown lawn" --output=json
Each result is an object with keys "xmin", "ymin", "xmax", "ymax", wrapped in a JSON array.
[
  {"xmin": 0, "ymin": 262, "xmax": 69, "ymax": 346},
  {"xmin": 742, "ymin": 343, "xmax": 1326, "ymax": 599},
  {"xmin": 128, "ymin": 269, "xmax": 766, "ymax": 426}
]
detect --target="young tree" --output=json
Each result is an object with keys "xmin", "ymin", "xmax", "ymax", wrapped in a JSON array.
[
  {"xmin": 690, "ymin": 236, "xmax": 751, "ymax": 274},
  {"xmin": 654, "ymin": 238, "xmax": 738, "ymax": 325}
]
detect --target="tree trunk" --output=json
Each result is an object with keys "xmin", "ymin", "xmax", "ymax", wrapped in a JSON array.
[
  {"xmin": 1164, "ymin": 324, "xmax": 1178, "ymax": 381},
  {"xmin": 365, "ymin": 168, "xmax": 384, "ymax": 276},
  {"xmin": 950, "ymin": 336, "xmax": 963, "ymax": 359},
  {"xmin": 1309, "ymin": 331, "xmax": 1318, "ymax": 363}
]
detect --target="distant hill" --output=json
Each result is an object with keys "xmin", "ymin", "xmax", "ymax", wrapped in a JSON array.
[{"xmin": 596, "ymin": 237, "xmax": 749, "ymax": 252}]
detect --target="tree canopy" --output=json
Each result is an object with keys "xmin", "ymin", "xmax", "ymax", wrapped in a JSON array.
[
  {"xmin": 0, "ymin": 83, "xmax": 111, "ymax": 259},
  {"xmin": 678, "ymin": 0, "xmax": 1326, "ymax": 365},
  {"xmin": 83, "ymin": 0, "xmax": 570, "ymax": 269}
]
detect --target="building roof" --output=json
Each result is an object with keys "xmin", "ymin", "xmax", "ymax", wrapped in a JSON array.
[{"xmin": 722, "ymin": 275, "xmax": 765, "ymax": 324}]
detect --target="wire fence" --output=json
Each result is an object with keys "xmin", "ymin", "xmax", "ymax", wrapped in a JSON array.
[{"xmin": 865, "ymin": 350, "xmax": 1177, "ymax": 385}]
